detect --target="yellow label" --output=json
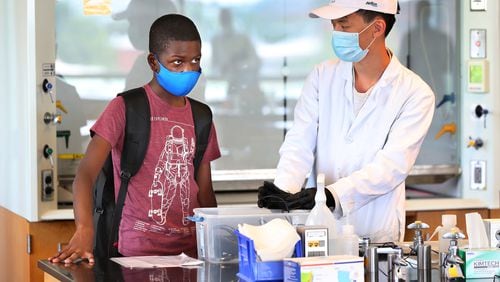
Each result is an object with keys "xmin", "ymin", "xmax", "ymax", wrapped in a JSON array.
[{"xmin": 83, "ymin": 0, "xmax": 111, "ymax": 16}]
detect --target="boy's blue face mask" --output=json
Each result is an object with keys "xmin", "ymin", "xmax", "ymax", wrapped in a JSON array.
[
  {"xmin": 155, "ymin": 56, "xmax": 201, "ymax": 97},
  {"xmin": 331, "ymin": 21, "xmax": 376, "ymax": 63}
]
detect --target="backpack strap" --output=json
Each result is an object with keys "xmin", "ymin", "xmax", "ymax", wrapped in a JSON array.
[
  {"xmin": 108, "ymin": 87, "xmax": 150, "ymax": 256},
  {"xmin": 188, "ymin": 97, "xmax": 212, "ymax": 179}
]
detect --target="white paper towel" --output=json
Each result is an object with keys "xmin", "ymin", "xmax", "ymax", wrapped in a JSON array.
[{"xmin": 465, "ymin": 212, "xmax": 489, "ymax": 249}]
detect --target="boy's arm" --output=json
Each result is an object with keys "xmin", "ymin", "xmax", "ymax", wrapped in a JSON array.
[
  {"xmin": 49, "ymin": 134, "xmax": 111, "ymax": 264},
  {"xmin": 196, "ymin": 162, "xmax": 217, "ymax": 207}
]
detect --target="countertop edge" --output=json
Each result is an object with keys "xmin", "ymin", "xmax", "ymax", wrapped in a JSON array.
[
  {"xmin": 405, "ymin": 198, "xmax": 488, "ymax": 211},
  {"xmin": 38, "ymin": 198, "xmax": 489, "ymax": 221},
  {"xmin": 38, "ymin": 260, "xmax": 73, "ymax": 282}
]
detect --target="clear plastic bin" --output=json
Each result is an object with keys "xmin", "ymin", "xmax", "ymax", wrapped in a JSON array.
[
  {"xmin": 235, "ymin": 230, "xmax": 302, "ymax": 282},
  {"xmin": 192, "ymin": 206, "xmax": 309, "ymax": 263}
]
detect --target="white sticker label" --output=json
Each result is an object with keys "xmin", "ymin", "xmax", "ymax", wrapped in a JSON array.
[{"xmin": 42, "ymin": 63, "xmax": 55, "ymax": 77}]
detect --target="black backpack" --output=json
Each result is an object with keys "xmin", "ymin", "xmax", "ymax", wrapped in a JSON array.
[{"xmin": 92, "ymin": 87, "xmax": 212, "ymax": 259}]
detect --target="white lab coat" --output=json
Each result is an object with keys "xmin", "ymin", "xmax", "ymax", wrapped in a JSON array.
[{"xmin": 274, "ymin": 54, "xmax": 435, "ymax": 243}]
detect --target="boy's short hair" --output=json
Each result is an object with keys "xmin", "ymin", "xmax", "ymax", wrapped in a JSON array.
[{"xmin": 149, "ymin": 14, "xmax": 201, "ymax": 54}]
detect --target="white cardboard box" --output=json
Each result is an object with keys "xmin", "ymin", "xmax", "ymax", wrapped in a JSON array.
[
  {"xmin": 483, "ymin": 219, "xmax": 500, "ymax": 248},
  {"xmin": 284, "ymin": 255, "xmax": 364, "ymax": 282}
]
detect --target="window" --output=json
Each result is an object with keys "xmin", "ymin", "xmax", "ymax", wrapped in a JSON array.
[{"xmin": 56, "ymin": 0, "xmax": 460, "ymax": 193}]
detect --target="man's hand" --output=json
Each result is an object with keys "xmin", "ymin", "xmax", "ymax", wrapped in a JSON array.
[
  {"xmin": 292, "ymin": 188, "xmax": 335, "ymax": 209},
  {"xmin": 257, "ymin": 181, "xmax": 294, "ymax": 210},
  {"xmin": 48, "ymin": 227, "xmax": 95, "ymax": 265},
  {"xmin": 257, "ymin": 181, "xmax": 335, "ymax": 210}
]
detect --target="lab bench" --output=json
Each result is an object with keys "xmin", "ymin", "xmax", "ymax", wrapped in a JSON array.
[
  {"xmin": 3, "ymin": 199, "xmax": 497, "ymax": 282},
  {"xmin": 38, "ymin": 253, "xmax": 496, "ymax": 282}
]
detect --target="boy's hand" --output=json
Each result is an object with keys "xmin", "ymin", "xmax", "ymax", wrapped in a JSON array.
[{"xmin": 48, "ymin": 227, "xmax": 95, "ymax": 265}]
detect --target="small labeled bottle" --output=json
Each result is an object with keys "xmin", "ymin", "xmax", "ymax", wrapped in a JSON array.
[
  {"xmin": 338, "ymin": 224, "xmax": 360, "ymax": 256},
  {"xmin": 439, "ymin": 214, "xmax": 457, "ymax": 253},
  {"xmin": 305, "ymin": 173, "xmax": 337, "ymax": 255}
]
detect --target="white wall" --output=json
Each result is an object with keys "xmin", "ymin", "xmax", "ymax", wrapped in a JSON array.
[
  {"xmin": 460, "ymin": 1, "xmax": 500, "ymax": 208},
  {"xmin": 0, "ymin": 0, "xmax": 57, "ymax": 221}
]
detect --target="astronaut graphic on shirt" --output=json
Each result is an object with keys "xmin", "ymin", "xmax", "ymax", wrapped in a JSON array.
[{"xmin": 148, "ymin": 125, "xmax": 195, "ymax": 226}]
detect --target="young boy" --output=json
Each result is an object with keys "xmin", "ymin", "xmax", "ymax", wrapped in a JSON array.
[{"xmin": 50, "ymin": 14, "xmax": 220, "ymax": 264}]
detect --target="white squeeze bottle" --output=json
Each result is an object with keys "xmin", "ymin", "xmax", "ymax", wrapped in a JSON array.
[
  {"xmin": 331, "ymin": 201, "xmax": 359, "ymax": 256},
  {"xmin": 438, "ymin": 214, "xmax": 457, "ymax": 253},
  {"xmin": 338, "ymin": 224, "xmax": 360, "ymax": 256},
  {"xmin": 305, "ymin": 173, "xmax": 337, "ymax": 255}
]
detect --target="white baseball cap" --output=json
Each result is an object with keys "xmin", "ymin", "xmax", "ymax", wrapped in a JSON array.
[{"xmin": 310, "ymin": 0, "xmax": 398, "ymax": 20}]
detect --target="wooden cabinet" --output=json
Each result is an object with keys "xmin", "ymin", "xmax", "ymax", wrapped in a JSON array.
[
  {"xmin": 404, "ymin": 208, "xmax": 489, "ymax": 242},
  {"xmin": 0, "ymin": 206, "xmax": 75, "ymax": 282},
  {"xmin": 490, "ymin": 208, "xmax": 500, "ymax": 218}
]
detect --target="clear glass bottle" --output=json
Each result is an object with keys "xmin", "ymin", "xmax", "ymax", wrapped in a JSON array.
[{"xmin": 305, "ymin": 173, "xmax": 337, "ymax": 255}]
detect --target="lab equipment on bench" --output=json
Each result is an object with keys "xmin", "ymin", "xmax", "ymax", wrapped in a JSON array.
[
  {"xmin": 365, "ymin": 246, "xmax": 379, "ymax": 282},
  {"xmin": 407, "ymin": 220, "xmax": 429, "ymax": 255},
  {"xmin": 441, "ymin": 227, "xmax": 465, "ymax": 280},
  {"xmin": 305, "ymin": 173, "xmax": 337, "ymax": 256},
  {"xmin": 296, "ymin": 225, "xmax": 329, "ymax": 257},
  {"xmin": 407, "ymin": 220, "xmax": 432, "ymax": 281},
  {"xmin": 386, "ymin": 247, "xmax": 408, "ymax": 282},
  {"xmin": 190, "ymin": 206, "xmax": 309, "ymax": 263}
]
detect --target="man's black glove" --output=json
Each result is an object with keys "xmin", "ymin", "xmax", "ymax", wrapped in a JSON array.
[{"xmin": 257, "ymin": 181, "xmax": 335, "ymax": 210}]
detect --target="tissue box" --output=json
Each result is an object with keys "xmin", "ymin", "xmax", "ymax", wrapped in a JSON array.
[
  {"xmin": 284, "ymin": 256, "xmax": 364, "ymax": 282},
  {"xmin": 463, "ymin": 249, "xmax": 500, "ymax": 279},
  {"xmin": 192, "ymin": 207, "xmax": 309, "ymax": 263}
]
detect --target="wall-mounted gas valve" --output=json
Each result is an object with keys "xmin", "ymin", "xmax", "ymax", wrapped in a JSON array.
[
  {"xmin": 474, "ymin": 105, "xmax": 489, "ymax": 128},
  {"xmin": 42, "ymin": 78, "xmax": 55, "ymax": 103},
  {"xmin": 467, "ymin": 136, "xmax": 484, "ymax": 150},
  {"xmin": 43, "ymin": 112, "xmax": 62, "ymax": 125},
  {"xmin": 43, "ymin": 144, "xmax": 55, "ymax": 168}
]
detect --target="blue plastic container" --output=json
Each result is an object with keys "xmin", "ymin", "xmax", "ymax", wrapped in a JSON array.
[{"xmin": 235, "ymin": 230, "xmax": 302, "ymax": 282}]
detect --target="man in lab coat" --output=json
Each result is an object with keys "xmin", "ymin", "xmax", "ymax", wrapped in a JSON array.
[{"xmin": 258, "ymin": 0, "xmax": 435, "ymax": 243}]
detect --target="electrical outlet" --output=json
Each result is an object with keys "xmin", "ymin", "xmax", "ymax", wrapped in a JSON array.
[
  {"xmin": 470, "ymin": 0, "xmax": 487, "ymax": 11},
  {"xmin": 470, "ymin": 160, "xmax": 486, "ymax": 190},
  {"xmin": 41, "ymin": 169, "xmax": 54, "ymax": 201}
]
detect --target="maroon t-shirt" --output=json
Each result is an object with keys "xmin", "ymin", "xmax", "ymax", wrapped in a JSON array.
[{"xmin": 91, "ymin": 84, "xmax": 221, "ymax": 256}]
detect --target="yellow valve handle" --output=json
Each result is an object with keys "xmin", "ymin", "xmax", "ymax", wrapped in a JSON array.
[
  {"xmin": 58, "ymin": 154, "xmax": 85, "ymax": 160},
  {"xmin": 56, "ymin": 100, "xmax": 68, "ymax": 114},
  {"xmin": 467, "ymin": 139, "xmax": 476, "ymax": 148},
  {"xmin": 435, "ymin": 123, "xmax": 456, "ymax": 140}
]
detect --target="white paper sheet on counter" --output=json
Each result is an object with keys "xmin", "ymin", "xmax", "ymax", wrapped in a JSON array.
[{"xmin": 110, "ymin": 253, "xmax": 203, "ymax": 268}]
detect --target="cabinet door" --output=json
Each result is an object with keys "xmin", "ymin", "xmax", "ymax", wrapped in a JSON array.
[
  {"xmin": 30, "ymin": 221, "xmax": 76, "ymax": 282},
  {"xmin": 0, "ymin": 206, "xmax": 30, "ymax": 282},
  {"xmin": 0, "ymin": 207, "xmax": 76, "ymax": 282}
]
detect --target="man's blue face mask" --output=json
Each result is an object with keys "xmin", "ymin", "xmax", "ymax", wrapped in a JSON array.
[
  {"xmin": 155, "ymin": 56, "xmax": 201, "ymax": 97},
  {"xmin": 331, "ymin": 21, "xmax": 376, "ymax": 63}
]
